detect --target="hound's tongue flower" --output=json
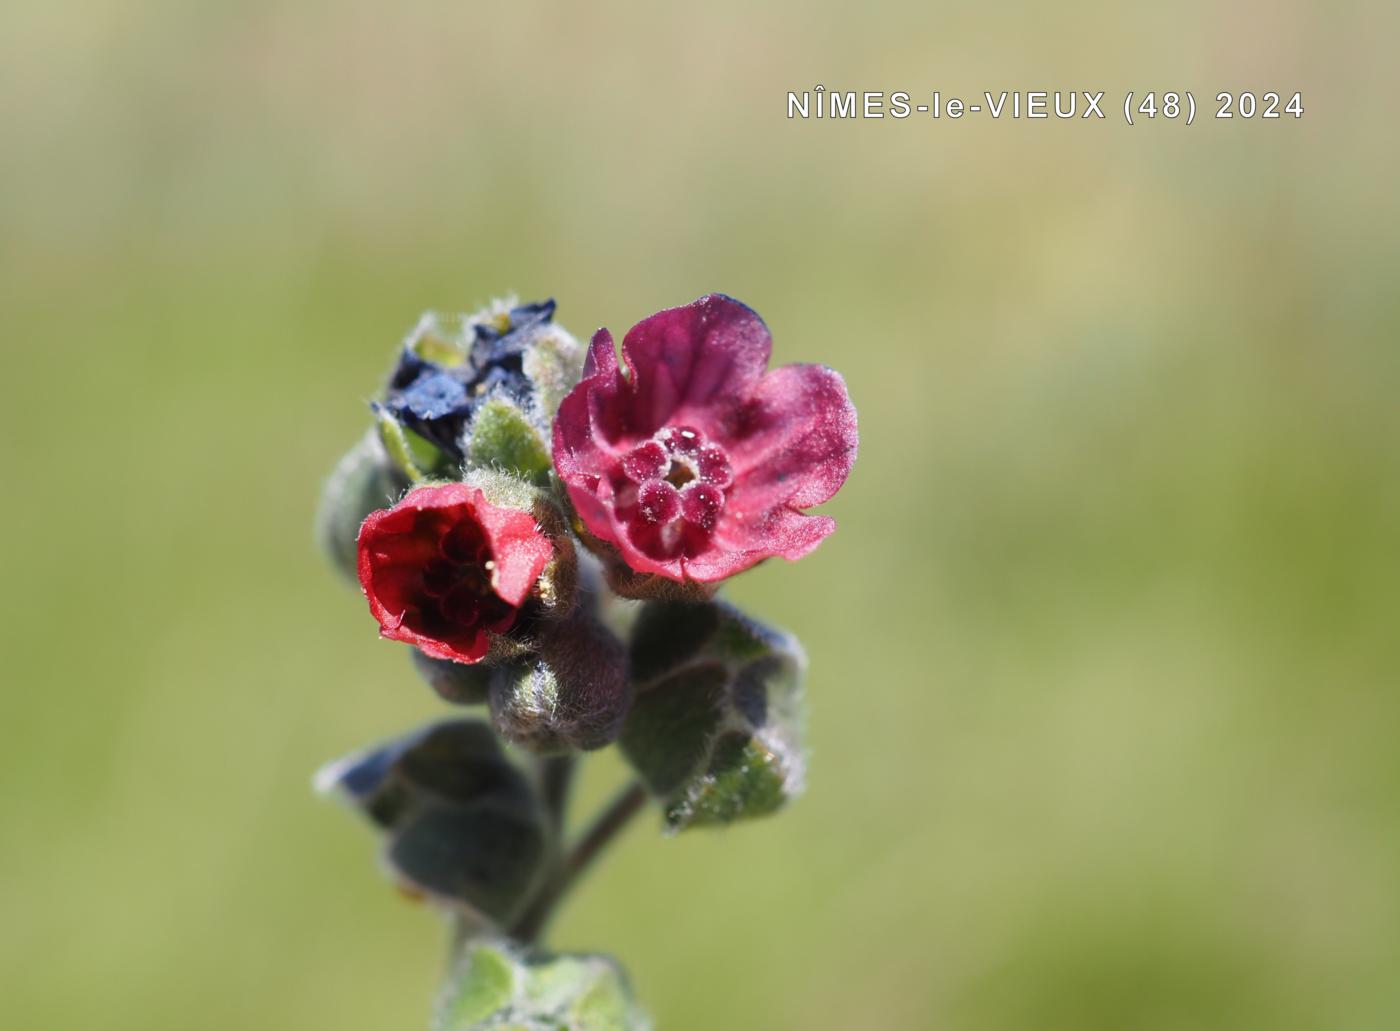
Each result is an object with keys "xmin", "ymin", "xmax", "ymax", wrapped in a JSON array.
[
  {"xmin": 356, "ymin": 483, "xmax": 553, "ymax": 664},
  {"xmin": 551, "ymin": 294, "xmax": 858, "ymax": 589}
]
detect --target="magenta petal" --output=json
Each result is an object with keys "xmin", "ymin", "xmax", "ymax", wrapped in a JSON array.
[
  {"xmin": 551, "ymin": 296, "xmax": 858, "ymax": 589},
  {"xmin": 615, "ymin": 526, "xmax": 686, "ymax": 580},
  {"xmin": 620, "ymin": 294, "xmax": 772, "ymax": 434},
  {"xmin": 564, "ymin": 477, "xmax": 622, "ymax": 546},
  {"xmin": 724, "ymin": 363, "xmax": 858, "ymax": 510},
  {"xmin": 686, "ymin": 510, "xmax": 836, "ymax": 581},
  {"xmin": 554, "ymin": 330, "xmax": 625, "ymax": 477}
]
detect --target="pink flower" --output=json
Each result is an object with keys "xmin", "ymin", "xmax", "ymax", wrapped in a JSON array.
[
  {"xmin": 357, "ymin": 484, "xmax": 553, "ymax": 663},
  {"xmin": 552, "ymin": 295, "xmax": 857, "ymax": 584}
]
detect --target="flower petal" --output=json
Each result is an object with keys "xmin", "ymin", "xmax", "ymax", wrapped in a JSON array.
[
  {"xmin": 554, "ymin": 329, "xmax": 627, "ymax": 467},
  {"xmin": 686, "ymin": 510, "xmax": 836, "ymax": 581},
  {"xmin": 356, "ymin": 483, "xmax": 552, "ymax": 663},
  {"xmin": 473, "ymin": 503, "xmax": 553, "ymax": 606},
  {"xmin": 619, "ymin": 294, "xmax": 772, "ymax": 434},
  {"xmin": 723, "ymin": 363, "xmax": 857, "ymax": 511}
]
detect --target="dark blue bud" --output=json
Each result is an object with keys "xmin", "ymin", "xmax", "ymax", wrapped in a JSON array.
[
  {"xmin": 399, "ymin": 371, "xmax": 470, "ymax": 422},
  {"xmin": 379, "ymin": 299, "xmax": 560, "ymax": 463},
  {"xmin": 470, "ymin": 299, "xmax": 557, "ymax": 353}
]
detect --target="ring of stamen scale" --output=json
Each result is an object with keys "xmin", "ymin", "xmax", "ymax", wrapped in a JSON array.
[
  {"xmin": 614, "ymin": 425, "xmax": 735, "ymax": 555},
  {"xmin": 396, "ymin": 511, "xmax": 511, "ymax": 636}
]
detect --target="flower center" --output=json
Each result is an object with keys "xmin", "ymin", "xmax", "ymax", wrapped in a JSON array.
[
  {"xmin": 617, "ymin": 425, "xmax": 734, "ymax": 555},
  {"xmin": 404, "ymin": 511, "xmax": 512, "ymax": 634}
]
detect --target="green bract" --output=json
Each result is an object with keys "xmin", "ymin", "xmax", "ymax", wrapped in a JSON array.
[
  {"xmin": 620, "ymin": 601, "xmax": 807, "ymax": 832},
  {"xmin": 377, "ymin": 405, "xmax": 454, "ymax": 482},
  {"xmin": 467, "ymin": 396, "xmax": 553, "ymax": 484},
  {"xmin": 314, "ymin": 429, "xmax": 408, "ymax": 581},
  {"xmin": 316, "ymin": 720, "xmax": 551, "ymax": 927},
  {"xmin": 435, "ymin": 941, "xmax": 650, "ymax": 1031}
]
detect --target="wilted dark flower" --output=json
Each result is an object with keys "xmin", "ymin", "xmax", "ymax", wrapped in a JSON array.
[{"xmin": 379, "ymin": 299, "xmax": 558, "ymax": 461}]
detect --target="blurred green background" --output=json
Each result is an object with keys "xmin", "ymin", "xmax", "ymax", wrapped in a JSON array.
[{"xmin": 3, "ymin": 2, "xmax": 1398, "ymax": 1028}]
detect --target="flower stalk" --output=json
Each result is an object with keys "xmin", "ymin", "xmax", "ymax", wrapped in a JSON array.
[{"xmin": 510, "ymin": 779, "xmax": 650, "ymax": 946}]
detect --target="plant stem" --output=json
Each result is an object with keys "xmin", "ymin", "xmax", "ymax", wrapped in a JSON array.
[
  {"xmin": 511, "ymin": 779, "xmax": 649, "ymax": 945},
  {"xmin": 538, "ymin": 753, "xmax": 577, "ymax": 835}
]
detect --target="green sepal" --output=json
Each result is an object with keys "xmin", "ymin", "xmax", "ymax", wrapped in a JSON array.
[
  {"xmin": 434, "ymin": 940, "xmax": 650, "ymax": 1031},
  {"xmin": 620, "ymin": 602, "xmax": 806, "ymax": 833},
  {"xmin": 466, "ymin": 396, "xmax": 552, "ymax": 484},
  {"xmin": 519, "ymin": 322, "xmax": 585, "ymax": 426},
  {"xmin": 314, "ymin": 430, "xmax": 408, "ymax": 581},
  {"xmin": 376, "ymin": 406, "xmax": 452, "ymax": 482},
  {"xmin": 406, "ymin": 311, "xmax": 471, "ymax": 368}
]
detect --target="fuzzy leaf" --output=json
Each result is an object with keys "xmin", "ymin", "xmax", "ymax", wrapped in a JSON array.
[
  {"xmin": 315, "ymin": 720, "xmax": 549, "ymax": 925},
  {"xmin": 434, "ymin": 941, "xmax": 649, "ymax": 1031},
  {"xmin": 620, "ymin": 602, "xmax": 806, "ymax": 832},
  {"xmin": 314, "ymin": 430, "xmax": 408, "ymax": 581}
]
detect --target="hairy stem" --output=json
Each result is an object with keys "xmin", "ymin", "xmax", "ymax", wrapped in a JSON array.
[{"xmin": 511, "ymin": 780, "xmax": 649, "ymax": 945}]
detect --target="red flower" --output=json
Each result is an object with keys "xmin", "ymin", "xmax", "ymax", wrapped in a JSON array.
[
  {"xmin": 552, "ymin": 295, "xmax": 857, "ymax": 584},
  {"xmin": 357, "ymin": 484, "xmax": 553, "ymax": 663}
]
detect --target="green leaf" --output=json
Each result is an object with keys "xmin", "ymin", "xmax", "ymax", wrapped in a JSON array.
[
  {"xmin": 669, "ymin": 732, "xmax": 788, "ymax": 828},
  {"xmin": 618, "ymin": 664, "xmax": 727, "ymax": 794},
  {"xmin": 467, "ymin": 397, "xmax": 552, "ymax": 483},
  {"xmin": 434, "ymin": 941, "xmax": 650, "ymax": 1031},
  {"xmin": 627, "ymin": 602, "xmax": 722, "ymax": 685},
  {"xmin": 620, "ymin": 602, "xmax": 807, "ymax": 833},
  {"xmin": 441, "ymin": 944, "xmax": 517, "ymax": 1026},
  {"xmin": 316, "ymin": 720, "xmax": 550, "ymax": 925}
]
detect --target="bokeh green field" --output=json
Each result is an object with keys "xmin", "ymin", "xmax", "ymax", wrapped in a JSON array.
[{"xmin": 3, "ymin": 3, "xmax": 1399, "ymax": 1028}]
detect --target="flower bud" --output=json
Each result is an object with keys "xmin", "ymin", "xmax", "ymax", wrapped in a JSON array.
[
  {"xmin": 410, "ymin": 648, "xmax": 494, "ymax": 705},
  {"xmin": 315, "ymin": 720, "xmax": 550, "ymax": 926},
  {"xmin": 315, "ymin": 430, "xmax": 409, "ymax": 582},
  {"xmin": 489, "ymin": 612, "xmax": 631, "ymax": 753},
  {"xmin": 379, "ymin": 297, "xmax": 582, "ymax": 469}
]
